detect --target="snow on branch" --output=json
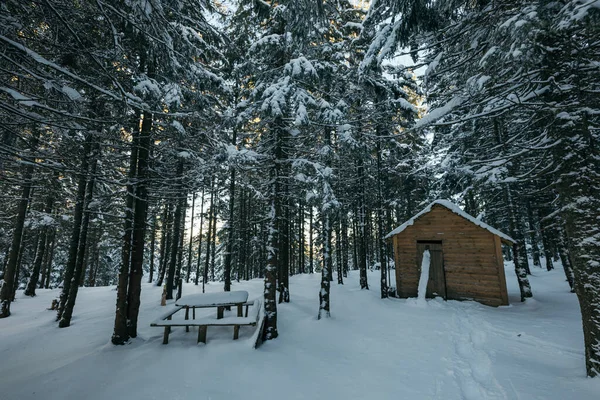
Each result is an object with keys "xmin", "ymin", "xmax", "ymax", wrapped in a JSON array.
[{"xmin": 414, "ymin": 97, "xmax": 464, "ymax": 129}]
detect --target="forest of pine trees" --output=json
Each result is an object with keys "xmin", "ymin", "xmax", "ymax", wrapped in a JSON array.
[{"xmin": 0, "ymin": 0, "xmax": 598, "ymax": 377}]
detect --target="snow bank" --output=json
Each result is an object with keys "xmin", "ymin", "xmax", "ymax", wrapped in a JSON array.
[
  {"xmin": 1, "ymin": 266, "xmax": 598, "ymax": 400},
  {"xmin": 417, "ymin": 250, "xmax": 431, "ymax": 305}
]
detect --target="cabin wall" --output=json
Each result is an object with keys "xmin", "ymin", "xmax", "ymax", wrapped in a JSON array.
[{"xmin": 393, "ymin": 205, "xmax": 508, "ymax": 306}]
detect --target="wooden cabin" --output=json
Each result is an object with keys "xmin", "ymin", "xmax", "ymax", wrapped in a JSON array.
[{"xmin": 385, "ymin": 200, "xmax": 515, "ymax": 306}]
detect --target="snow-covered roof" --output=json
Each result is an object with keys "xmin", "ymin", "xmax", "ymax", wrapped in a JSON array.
[{"xmin": 384, "ymin": 199, "xmax": 516, "ymax": 244}]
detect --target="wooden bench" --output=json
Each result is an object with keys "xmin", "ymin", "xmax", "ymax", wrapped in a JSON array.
[{"xmin": 151, "ymin": 299, "xmax": 262, "ymax": 345}]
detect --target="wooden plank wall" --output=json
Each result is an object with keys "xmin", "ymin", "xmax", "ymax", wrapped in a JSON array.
[{"xmin": 393, "ymin": 205, "xmax": 509, "ymax": 306}]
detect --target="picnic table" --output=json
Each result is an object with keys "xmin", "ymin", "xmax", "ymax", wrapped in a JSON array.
[
  {"xmin": 151, "ymin": 290, "xmax": 264, "ymax": 346},
  {"xmin": 175, "ymin": 290, "xmax": 249, "ymax": 320}
]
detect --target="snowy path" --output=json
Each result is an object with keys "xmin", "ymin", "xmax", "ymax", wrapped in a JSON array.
[
  {"xmin": 1, "ymin": 268, "xmax": 599, "ymax": 400},
  {"xmin": 450, "ymin": 308, "xmax": 507, "ymax": 400}
]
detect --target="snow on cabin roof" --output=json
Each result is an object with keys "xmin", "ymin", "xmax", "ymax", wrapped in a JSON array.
[{"xmin": 384, "ymin": 199, "xmax": 516, "ymax": 244}]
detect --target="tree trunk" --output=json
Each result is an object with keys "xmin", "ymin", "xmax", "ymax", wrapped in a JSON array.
[
  {"xmin": 175, "ymin": 195, "xmax": 187, "ymax": 301},
  {"xmin": 57, "ymin": 137, "xmax": 92, "ymax": 321},
  {"xmin": 1, "ymin": 135, "xmax": 37, "ymax": 317},
  {"xmin": 224, "ymin": 126, "xmax": 237, "ymax": 291},
  {"xmin": 125, "ymin": 111, "xmax": 152, "ymax": 338},
  {"xmin": 557, "ymin": 228, "xmax": 575, "ymax": 292},
  {"xmin": 204, "ymin": 179, "xmax": 215, "ymax": 289},
  {"xmin": 148, "ymin": 212, "xmax": 157, "ymax": 283},
  {"xmin": 79, "ymin": 228, "xmax": 92, "ymax": 287},
  {"xmin": 299, "ymin": 199, "xmax": 305, "ymax": 274},
  {"xmin": 506, "ymin": 186, "xmax": 533, "ymax": 301},
  {"xmin": 60, "ymin": 144, "xmax": 98, "ymax": 328},
  {"xmin": 278, "ymin": 200, "xmax": 289, "ymax": 304},
  {"xmin": 263, "ymin": 200, "xmax": 279, "ymax": 340},
  {"xmin": 557, "ymin": 112, "xmax": 600, "ymax": 376},
  {"xmin": 25, "ymin": 190, "xmax": 51, "ymax": 297},
  {"xmin": 224, "ymin": 169, "xmax": 235, "ymax": 292},
  {"xmin": 42, "ymin": 228, "xmax": 56, "ymax": 289},
  {"xmin": 185, "ymin": 193, "xmax": 195, "ymax": 283},
  {"xmin": 564, "ymin": 200, "xmax": 600, "ymax": 376},
  {"xmin": 526, "ymin": 201, "xmax": 541, "ymax": 267},
  {"xmin": 1, "ymin": 246, "xmax": 9, "ymax": 275},
  {"xmin": 12, "ymin": 236, "xmax": 25, "ymax": 301},
  {"xmin": 318, "ymin": 213, "xmax": 332, "ymax": 319},
  {"xmin": 539, "ymin": 210, "xmax": 555, "ymax": 271},
  {"xmin": 111, "ymin": 114, "xmax": 139, "ymax": 344},
  {"xmin": 166, "ymin": 190, "xmax": 184, "ymax": 300},
  {"xmin": 356, "ymin": 150, "xmax": 369, "ymax": 289},
  {"xmin": 358, "ymin": 180, "xmax": 369, "ymax": 288},
  {"xmin": 156, "ymin": 204, "xmax": 171, "ymax": 287},
  {"xmin": 352, "ymin": 214, "xmax": 359, "ymax": 271},
  {"xmin": 87, "ymin": 231, "xmax": 99, "ymax": 287},
  {"xmin": 309, "ymin": 206, "xmax": 314, "ymax": 273},
  {"xmin": 335, "ymin": 218, "xmax": 343, "ymax": 284},
  {"xmin": 37, "ymin": 233, "xmax": 50, "ymax": 290},
  {"xmin": 264, "ymin": 121, "xmax": 287, "ymax": 340},
  {"xmin": 341, "ymin": 214, "xmax": 349, "ymax": 277},
  {"xmin": 210, "ymin": 193, "xmax": 217, "ymax": 283},
  {"xmin": 238, "ymin": 189, "xmax": 248, "ymax": 280},
  {"xmin": 195, "ymin": 188, "xmax": 205, "ymax": 285},
  {"xmin": 376, "ymin": 138, "xmax": 387, "ymax": 298}
]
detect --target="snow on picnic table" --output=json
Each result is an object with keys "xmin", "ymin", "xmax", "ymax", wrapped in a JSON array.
[
  {"xmin": 175, "ymin": 290, "xmax": 249, "ymax": 307},
  {"xmin": 1, "ymin": 265, "xmax": 599, "ymax": 400}
]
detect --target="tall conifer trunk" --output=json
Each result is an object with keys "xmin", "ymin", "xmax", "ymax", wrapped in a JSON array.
[
  {"xmin": 210, "ymin": 197, "xmax": 217, "ymax": 282},
  {"xmin": 175, "ymin": 196, "xmax": 187, "ymax": 301},
  {"xmin": 25, "ymin": 194, "xmax": 53, "ymax": 296},
  {"xmin": 0, "ymin": 158, "xmax": 34, "ymax": 317},
  {"xmin": 309, "ymin": 206, "xmax": 314, "ymax": 273},
  {"xmin": 156, "ymin": 204, "xmax": 171, "ymax": 287},
  {"xmin": 526, "ymin": 201, "xmax": 541, "ymax": 267},
  {"xmin": 557, "ymin": 227, "xmax": 575, "ymax": 292},
  {"xmin": 125, "ymin": 111, "xmax": 152, "ymax": 337},
  {"xmin": 318, "ymin": 213, "xmax": 331, "ymax": 319},
  {"xmin": 166, "ymin": 184, "xmax": 184, "ymax": 300},
  {"xmin": 112, "ymin": 111, "xmax": 140, "ymax": 344},
  {"xmin": 203, "ymin": 178, "xmax": 215, "ymax": 290},
  {"xmin": 263, "ymin": 200, "xmax": 279, "ymax": 340},
  {"xmin": 148, "ymin": 213, "xmax": 157, "ymax": 283},
  {"xmin": 186, "ymin": 193, "xmax": 195, "ymax": 283},
  {"xmin": 336, "ymin": 219, "xmax": 343, "ymax": 285},
  {"xmin": 506, "ymin": 186, "xmax": 533, "ymax": 301},
  {"xmin": 195, "ymin": 188, "xmax": 205, "ymax": 285},
  {"xmin": 298, "ymin": 199, "xmax": 305, "ymax": 274},
  {"xmin": 559, "ymin": 115, "xmax": 600, "ymax": 377},
  {"xmin": 376, "ymin": 134, "xmax": 387, "ymax": 298},
  {"xmin": 57, "ymin": 136, "xmax": 92, "ymax": 321},
  {"xmin": 42, "ymin": 229, "xmax": 56, "ymax": 289},
  {"xmin": 357, "ymin": 159, "xmax": 369, "ymax": 290},
  {"xmin": 224, "ymin": 126, "xmax": 237, "ymax": 292},
  {"xmin": 60, "ymin": 143, "xmax": 99, "ymax": 327},
  {"xmin": 539, "ymin": 213, "xmax": 555, "ymax": 271}
]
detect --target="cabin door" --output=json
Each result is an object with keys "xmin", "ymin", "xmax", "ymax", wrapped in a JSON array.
[{"xmin": 416, "ymin": 241, "xmax": 446, "ymax": 299}]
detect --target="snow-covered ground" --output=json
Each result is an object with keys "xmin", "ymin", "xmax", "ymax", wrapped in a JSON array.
[{"xmin": 1, "ymin": 264, "xmax": 599, "ymax": 400}]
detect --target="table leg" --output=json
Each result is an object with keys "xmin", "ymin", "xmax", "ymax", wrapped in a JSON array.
[
  {"xmin": 193, "ymin": 307, "xmax": 196, "ymax": 319},
  {"xmin": 185, "ymin": 306, "xmax": 190, "ymax": 332},
  {"xmin": 198, "ymin": 326, "xmax": 207, "ymax": 343},
  {"xmin": 163, "ymin": 326, "xmax": 170, "ymax": 344},
  {"xmin": 233, "ymin": 325, "xmax": 240, "ymax": 340},
  {"xmin": 217, "ymin": 306, "xmax": 224, "ymax": 319},
  {"xmin": 237, "ymin": 304, "xmax": 243, "ymax": 317}
]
